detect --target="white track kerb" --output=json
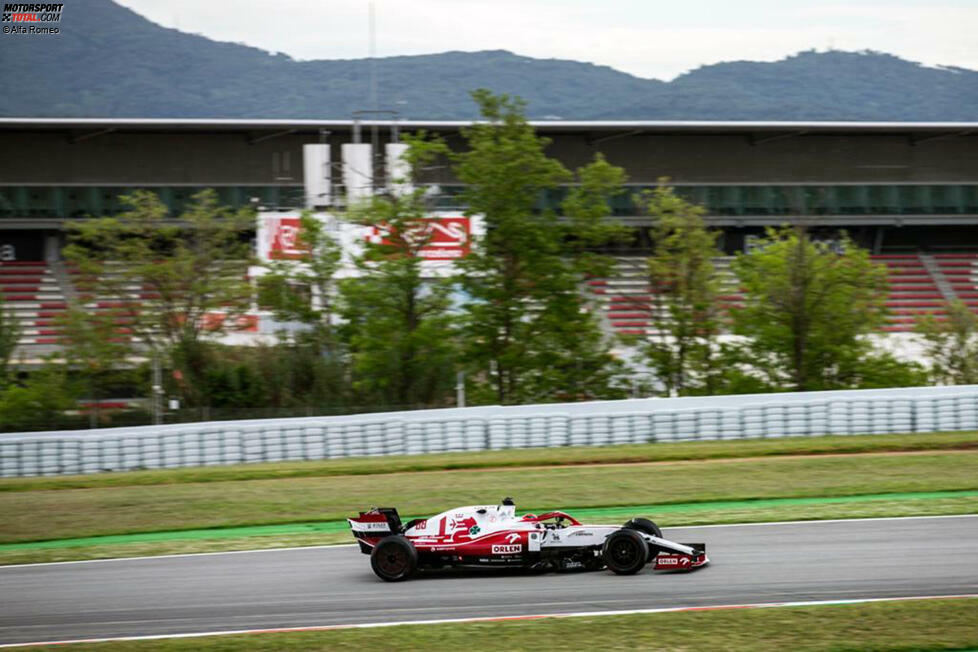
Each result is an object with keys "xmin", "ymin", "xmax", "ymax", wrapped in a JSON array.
[{"xmin": 2, "ymin": 594, "xmax": 975, "ymax": 648}]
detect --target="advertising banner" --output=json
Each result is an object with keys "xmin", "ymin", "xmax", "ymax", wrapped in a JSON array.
[
  {"xmin": 257, "ymin": 214, "xmax": 311, "ymax": 262},
  {"xmin": 256, "ymin": 211, "xmax": 482, "ymax": 269},
  {"xmin": 365, "ymin": 216, "xmax": 472, "ymax": 261}
]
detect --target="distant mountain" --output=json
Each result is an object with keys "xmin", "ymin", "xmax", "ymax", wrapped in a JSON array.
[
  {"xmin": 610, "ymin": 52, "xmax": 978, "ymax": 120},
  {"xmin": 3, "ymin": 0, "xmax": 977, "ymax": 120}
]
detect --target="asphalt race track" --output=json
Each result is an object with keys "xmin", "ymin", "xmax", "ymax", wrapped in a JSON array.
[{"xmin": 1, "ymin": 515, "xmax": 976, "ymax": 646}]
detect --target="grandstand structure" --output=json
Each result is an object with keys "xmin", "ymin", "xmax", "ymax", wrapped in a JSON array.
[{"xmin": 1, "ymin": 118, "xmax": 977, "ymax": 354}]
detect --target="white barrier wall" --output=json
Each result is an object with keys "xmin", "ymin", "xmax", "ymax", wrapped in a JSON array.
[{"xmin": 2, "ymin": 385, "xmax": 977, "ymax": 477}]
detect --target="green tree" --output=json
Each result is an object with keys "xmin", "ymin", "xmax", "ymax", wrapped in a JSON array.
[
  {"xmin": 339, "ymin": 136, "xmax": 458, "ymax": 407},
  {"xmin": 63, "ymin": 189, "xmax": 254, "ymax": 406},
  {"xmin": 916, "ymin": 299, "xmax": 978, "ymax": 385},
  {"xmin": 0, "ymin": 294, "xmax": 21, "ymax": 388},
  {"xmin": 455, "ymin": 90, "xmax": 628, "ymax": 404},
  {"xmin": 0, "ymin": 365, "xmax": 75, "ymax": 432},
  {"xmin": 256, "ymin": 211, "xmax": 350, "ymax": 405},
  {"xmin": 257, "ymin": 212, "xmax": 344, "ymax": 350},
  {"xmin": 57, "ymin": 307, "xmax": 133, "ymax": 427},
  {"xmin": 731, "ymin": 227, "xmax": 900, "ymax": 391},
  {"xmin": 641, "ymin": 183, "xmax": 724, "ymax": 395}
]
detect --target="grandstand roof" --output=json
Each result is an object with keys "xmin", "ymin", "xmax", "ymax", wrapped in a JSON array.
[{"xmin": 1, "ymin": 118, "xmax": 976, "ymax": 136}]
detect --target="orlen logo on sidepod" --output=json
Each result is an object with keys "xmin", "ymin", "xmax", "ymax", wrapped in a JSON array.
[
  {"xmin": 492, "ymin": 533, "xmax": 522, "ymax": 554},
  {"xmin": 492, "ymin": 545, "xmax": 522, "ymax": 554}
]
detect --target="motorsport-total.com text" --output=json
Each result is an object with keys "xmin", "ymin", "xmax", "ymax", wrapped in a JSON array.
[{"xmin": 2, "ymin": 2, "xmax": 62, "ymax": 35}]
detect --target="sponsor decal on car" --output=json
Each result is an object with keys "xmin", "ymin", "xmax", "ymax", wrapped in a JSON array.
[
  {"xmin": 656, "ymin": 555, "xmax": 693, "ymax": 568},
  {"xmin": 491, "ymin": 544, "xmax": 522, "ymax": 554},
  {"xmin": 348, "ymin": 520, "xmax": 390, "ymax": 532}
]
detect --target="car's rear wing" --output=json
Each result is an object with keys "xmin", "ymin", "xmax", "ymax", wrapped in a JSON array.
[{"xmin": 348, "ymin": 507, "xmax": 402, "ymax": 553}]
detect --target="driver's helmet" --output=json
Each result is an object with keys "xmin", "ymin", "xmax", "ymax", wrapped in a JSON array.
[{"xmin": 498, "ymin": 497, "xmax": 516, "ymax": 519}]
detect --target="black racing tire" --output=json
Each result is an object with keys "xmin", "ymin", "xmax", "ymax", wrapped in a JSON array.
[
  {"xmin": 624, "ymin": 517, "xmax": 663, "ymax": 539},
  {"xmin": 370, "ymin": 535, "xmax": 418, "ymax": 582},
  {"xmin": 602, "ymin": 528, "xmax": 649, "ymax": 575},
  {"xmin": 625, "ymin": 517, "xmax": 663, "ymax": 563}
]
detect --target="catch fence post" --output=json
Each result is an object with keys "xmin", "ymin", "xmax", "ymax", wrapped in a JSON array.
[
  {"xmin": 157, "ymin": 433, "xmax": 166, "ymax": 468},
  {"xmin": 99, "ymin": 436, "xmax": 107, "ymax": 471}
]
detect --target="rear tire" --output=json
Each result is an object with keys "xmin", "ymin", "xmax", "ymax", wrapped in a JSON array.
[
  {"xmin": 370, "ymin": 535, "xmax": 418, "ymax": 582},
  {"xmin": 602, "ymin": 529, "xmax": 649, "ymax": 575}
]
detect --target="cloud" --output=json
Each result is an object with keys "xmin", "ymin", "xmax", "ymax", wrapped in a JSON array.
[
  {"xmin": 113, "ymin": 0, "xmax": 978, "ymax": 80},
  {"xmin": 793, "ymin": 3, "xmax": 978, "ymax": 70}
]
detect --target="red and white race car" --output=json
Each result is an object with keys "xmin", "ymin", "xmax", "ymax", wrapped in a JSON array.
[{"xmin": 349, "ymin": 498, "xmax": 708, "ymax": 581}]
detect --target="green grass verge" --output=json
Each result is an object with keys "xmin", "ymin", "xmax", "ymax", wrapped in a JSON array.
[
  {"xmin": 3, "ymin": 430, "xmax": 976, "ymax": 492},
  {"xmin": 28, "ymin": 598, "xmax": 978, "ymax": 651},
  {"xmin": 0, "ymin": 533, "xmax": 352, "ymax": 566},
  {"xmin": 2, "ymin": 432, "xmax": 976, "ymax": 566},
  {"xmin": 4, "ymin": 449, "xmax": 976, "ymax": 544},
  {"xmin": 2, "ymin": 495, "xmax": 975, "ymax": 566},
  {"xmin": 5, "ymin": 490, "xmax": 976, "ymax": 550}
]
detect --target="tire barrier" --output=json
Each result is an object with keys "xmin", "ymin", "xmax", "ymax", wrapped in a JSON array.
[{"xmin": 2, "ymin": 385, "xmax": 977, "ymax": 477}]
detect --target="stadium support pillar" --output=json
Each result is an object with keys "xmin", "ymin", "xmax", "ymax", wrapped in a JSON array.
[
  {"xmin": 386, "ymin": 142, "xmax": 412, "ymax": 197},
  {"xmin": 342, "ymin": 143, "xmax": 373, "ymax": 204},
  {"xmin": 303, "ymin": 143, "xmax": 331, "ymax": 209},
  {"xmin": 44, "ymin": 233, "xmax": 59, "ymax": 263}
]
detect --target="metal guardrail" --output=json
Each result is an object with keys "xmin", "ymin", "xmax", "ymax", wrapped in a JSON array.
[{"xmin": 2, "ymin": 386, "xmax": 977, "ymax": 477}]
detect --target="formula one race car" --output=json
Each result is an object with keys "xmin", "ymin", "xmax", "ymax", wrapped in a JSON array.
[{"xmin": 349, "ymin": 498, "xmax": 708, "ymax": 581}]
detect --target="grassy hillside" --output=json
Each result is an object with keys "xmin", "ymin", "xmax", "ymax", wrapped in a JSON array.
[{"xmin": 3, "ymin": 1, "xmax": 976, "ymax": 120}]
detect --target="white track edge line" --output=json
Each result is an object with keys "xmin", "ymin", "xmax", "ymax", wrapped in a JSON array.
[
  {"xmin": 2, "ymin": 513, "xmax": 975, "ymax": 570},
  {"xmin": 1, "ymin": 593, "xmax": 975, "ymax": 649},
  {"xmin": 0, "ymin": 544, "xmax": 360, "ymax": 569},
  {"xmin": 667, "ymin": 512, "xmax": 978, "ymax": 530}
]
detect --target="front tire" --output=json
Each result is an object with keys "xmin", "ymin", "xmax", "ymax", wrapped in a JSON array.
[
  {"xmin": 370, "ymin": 535, "xmax": 418, "ymax": 582},
  {"xmin": 625, "ymin": 517, "xmax": 662, "ymax": 563},
  {"xmin": 602, "ymin": 529, "xmax": 649, "ymax": 575},
  {"xmin": 625, "ymin": 517, "xmax": 662, "ymax": 538}
]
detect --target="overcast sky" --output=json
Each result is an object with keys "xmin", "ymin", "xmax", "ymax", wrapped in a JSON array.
[{"xmin": 115, "ymin": 0, "xmax": 977, "ymax": 80}]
